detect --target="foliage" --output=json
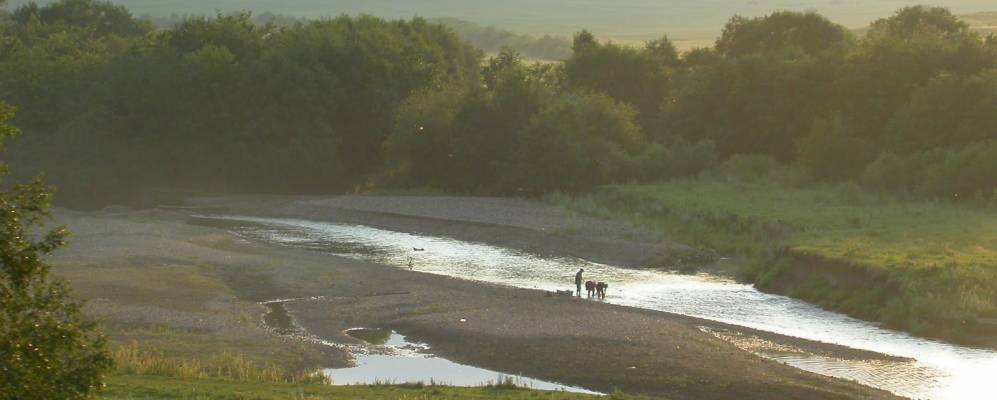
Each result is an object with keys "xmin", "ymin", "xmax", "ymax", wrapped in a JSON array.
[
  {"xmin": 385, "ymin": 49, "xmax": 556, "ymax": 192},
  {"xmin": 11, "ymin": 0, "xmax": 151, "ymax": 38},
  {"xmin": 884, "ymin": 69, "xmax": 997, "ymax": 153},
  {"xmin": 796, "ymin": 117, "xmax": 874, "ymax": 181},
  {"xmin": 0, "ymin": 2, "xmax": 995, "ymax": 205},
  {"xmin": 716, "ymin": 11, "xmax": 851, "ymax": 58},
  {"xmin": 564, "ymin": 31, "xmax": 673, "ymax": 132},
  {"xmin": 661, "ymin": 52, "xmax": 835, "ymax": 161},
  {"xmin": 0, "ymin": 101, "xmax": 111, "ymax": 399},
  {"xmin": 502, "ymin": 91, "xmax": 644, "ymax": 195},
  {"xmin": 1, "ymin": 3, "xmax": 480, "ymax": 206},
  {"xmin": 862, "ymin": 141, "xmax": 997, "ymax": 200}
]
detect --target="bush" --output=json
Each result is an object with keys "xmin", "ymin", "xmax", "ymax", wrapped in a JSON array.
[
  {"xmin": 862, "ymin": 141, "xmax": 997, "ymax": 200},
  {"xmin": 712, "ymin": 154, "xmax": 781, "ymax": 182},
  {"xmin": 797, "ymin": 117, "xmax": 874, "ymax": 181},
  {"xmin": 502, "ymin": 91, "xmax": 645, "ymax": 195},
  {"xmin": 634, "ymin": 139, "xmax": 716, "ymax": 182},
  {"xmin": 0, "ymin": 101, "xmax": 111, "ymax": 400},
  {"xmin": 861, "ymin": 152, "xmax": 917, "ymax": 194}
]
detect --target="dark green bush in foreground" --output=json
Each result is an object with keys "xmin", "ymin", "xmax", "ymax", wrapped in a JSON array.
[{"xmin": 0, "ymin": 101, "xmax": 111, "ymax": 400}]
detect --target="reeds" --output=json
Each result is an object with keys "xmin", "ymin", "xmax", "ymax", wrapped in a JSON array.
[{"xmin": 111, "ymin": 341, "xmax": 329, "ymax": 384}]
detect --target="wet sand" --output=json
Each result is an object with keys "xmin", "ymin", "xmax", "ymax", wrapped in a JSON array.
[{"xmin": 52, "ymin": 201, "xmax": 900, "ymax": 399}]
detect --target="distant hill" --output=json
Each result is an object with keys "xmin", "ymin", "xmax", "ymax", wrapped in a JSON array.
[
  {"xmin": 8, "ymin": 0, "xmax": 997, "ymax": 50},
  {"xmin": 960, "ymin": 11, "xmax": 997, "ymax": 35},
  {"xmin": 852, "ymin": 10, "xmax": 997, "ymax": 37}
]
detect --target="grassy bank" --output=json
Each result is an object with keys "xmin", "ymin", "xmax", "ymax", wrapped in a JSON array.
[
  {"xmin": 102, "ymin": 373, "xmax": 622, "ymax": 400},
  {"xmin": 551, "ymin": 179, "xmax": 997, "ymax": 343}
]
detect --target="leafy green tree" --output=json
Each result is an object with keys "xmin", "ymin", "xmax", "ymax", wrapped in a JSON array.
[
  {"xmin": 680, "ymin": 47, "xmax": 722, "ymax": 69},
  {"xmin": 838, "ymin": 6, "xmax": 994, "ymax": 141},
  {"xmin": 384, "ymin": 83, "xmax": 473, "ymax": 188},
  {"xmin": 646, "ymin": 34, "xmax": 680, "ymax": 66},
  {"xmin": 564, "ymin": 32, "xmax": 673, "ymax": 132},
  {"xmin": 450, "ymin": 56, "xmax": 555, "ymax": 190},
  {"xmin": 386, "ymin": 50, "xmax": 554, "ymax": 192},
  {"xmin": 797, "ymin": 116, "xmax": 874, "ymax": 181},
  {"xmin": 12, "ymin": 0, "xmax": 150, "ymax": 38},
  {"xmin": 716, "ymin": 11, "xmax": 851, "ymax": 58},
  {"xmin": 884, "ymin": 70, "xmax": 997, "ymax": 153},
  {"xmin": 0, "ymin": 101, "xmax": 111, "ymax": 399},
  {"xmin": 503, "ymin": 91, "xmax": 644, "ymax": 195},
  {"xmin": 661, "ymin": 53, "xmax": 834, "ymax": 161}
]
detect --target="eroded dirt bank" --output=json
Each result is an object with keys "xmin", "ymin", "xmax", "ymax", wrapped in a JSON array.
[{"xmin": 51, "ymin": 202, "xmax": 900, "ymax": 399}]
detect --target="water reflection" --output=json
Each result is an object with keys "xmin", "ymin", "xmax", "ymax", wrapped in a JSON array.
[
  {"xmin": 326, "ymin": 330, "xmax": 597, "ymax": 393},
  {"xmin": 193, "ymin": 215, "xmax": 997, "ymax": 400}
]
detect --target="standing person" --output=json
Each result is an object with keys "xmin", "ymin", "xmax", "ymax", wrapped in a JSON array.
[{"xmin": 575, "ymin": 268, "xmax": 584, "ymax": 296}]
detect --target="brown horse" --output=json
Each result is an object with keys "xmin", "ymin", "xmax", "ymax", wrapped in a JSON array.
[
  {"xmin": 595, "ymin": 282, "xmax": 608, "ymax": 299},
  {"xmin": 584, "ymin": 281, "xmax": 596, "ymax": 297}
]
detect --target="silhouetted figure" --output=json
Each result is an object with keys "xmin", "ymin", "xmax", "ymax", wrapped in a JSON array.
[
  {"xmin": 596, "ymin": 282, "xmax": 608, "ymax": 299},
  {"xmin": 575, "ymin": 268, "xmax": 584, "ymax": 296},
  {"xmin": 585, "ymin": 281, "xmax": 596, "ymax": 297}
]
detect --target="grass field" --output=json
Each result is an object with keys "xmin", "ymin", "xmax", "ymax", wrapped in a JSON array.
[
  {"xmin": 101, "ymin": 373, "xmax": 622, "ymax": 400},
  {"xmin": 551, "ymin": 179, "xmax": 997, "ymax": 341}
]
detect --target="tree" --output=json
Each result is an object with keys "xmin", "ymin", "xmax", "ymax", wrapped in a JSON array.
[
  {"xmin": 797, "ymin": 116, "xmax": 874, "ymax": 181},
  {"xmin": 838, "ymin": 6, "xmax": 994, "ymax": 141},
  {"xmin": 503, "ymin": 91, "xmax": 645, "ymax": 195},
  {"xmin": 661, "ymin": 53, "xmax": 832, "ymax": 161},
  {"xmin": 646, "ymin": 34, "xmax": 679, "ymax": 66},
  {"xmin": 0, "ymin": 101, "xmax": 111, "ymax": 399},
  {"xmin": 867, "ymin": 6, "xmax": 969, "ymax": 40},
  {"xmin": 12, "ymin": 0, "xmax": 151, "ymax": 38},
  {"xmin": 716, "ymin": 11, "xmax": 851, "ymax": 58},
  {"xmin": 884, "ymin": 70, "xmax": 997, "ymax": 153},
  {"xmin": 565, "ymin": 33, "xmax": 672, "ymax": 132}
]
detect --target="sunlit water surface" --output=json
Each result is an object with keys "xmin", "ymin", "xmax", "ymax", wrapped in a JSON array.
[
  {"xmin": 324, "ymin": 329, "xmax": 597, "ymax": 393},
  {"xmin": 193, "ymin": 216, "xmax": 997, "ymax": 400}
]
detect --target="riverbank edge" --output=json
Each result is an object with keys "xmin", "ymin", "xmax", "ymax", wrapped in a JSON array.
[
  {"xmin": 186, "ymin": 196, "xmax": 906, "ymax": 362},
  {"xmin": 547, "ymin": 186, "xmax": 997, "ymax": 351},
  {"xmin": 755, "ymin": 250, "xmax": 997, "ymax": 349}
]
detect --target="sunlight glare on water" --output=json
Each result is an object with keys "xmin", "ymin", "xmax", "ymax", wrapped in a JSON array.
[{"xmin": 194, "ymin": 215, "xmax": 997, "ymax": 400}]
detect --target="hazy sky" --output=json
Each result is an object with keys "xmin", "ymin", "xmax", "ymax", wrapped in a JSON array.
[{"xmin": 8, "ymin": 1, "xmax": 997, "ymax": 43}]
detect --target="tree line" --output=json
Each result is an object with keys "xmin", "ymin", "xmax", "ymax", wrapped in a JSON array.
[{"xmin": 1, "ymin": 0, "xmax": 995, "ymax": 207}]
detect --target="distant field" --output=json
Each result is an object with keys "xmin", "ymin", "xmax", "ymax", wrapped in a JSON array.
[
  {"xmin": 961, "ymin": 11, "xmax": 997, "ymax": 35},
  {"xmin": 8, "ymin": 0, "xmax": 997, "ymax": 49}
]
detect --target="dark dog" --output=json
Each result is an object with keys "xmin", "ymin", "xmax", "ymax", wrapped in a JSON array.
[
  {"xmin": 585, "ymin": 281, "xmax": 596, "ymax": 297},
  {"xmin": 595, "ymin": 282, "xmax": 608, "ymax": 299}
]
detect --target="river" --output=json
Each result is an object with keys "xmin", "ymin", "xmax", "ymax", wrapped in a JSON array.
[{"xmin": 193, "ymin": 215, "xmax": 997, "ymax": 400}]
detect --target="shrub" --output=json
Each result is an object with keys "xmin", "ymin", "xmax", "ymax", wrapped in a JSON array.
[
  {"xmin": 0, "ymin": 101, "xmax": 112, "ymax": 400},
  {"xmin": 797, "ymin": 117, "xmax": 874, "ymax": 181},
  {"xmin": 502, "ymin": 91, "xmax": 645, "ymax": 195},
  {"xmin": 712, "ymin": 154, "xmax": 781, "ymax": 182}
]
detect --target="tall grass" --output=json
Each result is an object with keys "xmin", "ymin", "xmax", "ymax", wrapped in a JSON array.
[{"xmin": 111, "ymin": 341, "xmax": 328, "ymax": 384}]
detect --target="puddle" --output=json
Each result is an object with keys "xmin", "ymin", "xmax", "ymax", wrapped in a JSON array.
[
  {"xmin": 325, "ymin": 330, "xmax": 599, "ymax": 394},
  {"xmin": 262, "ymin": 302, "xmax": 299, "ymax": 335},
  {"xmin": 259, "ymin": 299, "xmax": 596, "ymax": 393},
  {"xmin": 346, "ymin": 328, "xmax": 393, "ymax": 346}
]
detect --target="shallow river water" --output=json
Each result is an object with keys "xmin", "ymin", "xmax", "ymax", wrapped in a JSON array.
[
  {"xmin": 194, "ymin": 215, "xmax": 997, "ymax": 400},
  {"xmin": 325, "ymin": 328, "xmax": 597, "ymax": 393}
]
